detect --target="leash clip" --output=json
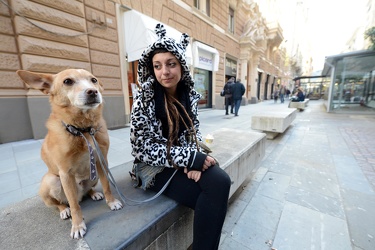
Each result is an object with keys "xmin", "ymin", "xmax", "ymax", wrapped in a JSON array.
[{"xmin": 65, "ymin": 124, "xmax": 81, "ymax": 137}]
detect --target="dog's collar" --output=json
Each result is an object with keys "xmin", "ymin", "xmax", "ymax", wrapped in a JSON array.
[
  {"xmin": 61, "ymin": 121, "xmax": 102, "ymax": 181},
  {"xmin": 61, "ymin": 121, "xmax": 99, "ymax": 136}
]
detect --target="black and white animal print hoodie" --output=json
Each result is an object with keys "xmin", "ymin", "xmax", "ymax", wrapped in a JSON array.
[{"xmin": 130, "ymin": 23, "xmax": 208, "ymax": 174}]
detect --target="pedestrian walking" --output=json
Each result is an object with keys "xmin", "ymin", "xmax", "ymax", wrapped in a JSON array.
[
  {"xmin": 286, "ymin": 88, "xmax": 291, "ymax": 99},
  {"xmin": 224, "ymin": 77, "xmax": 235, "ymax": 115},
  {"xmin": 231, "ymin": 81, "xmax": 245, "ymax": 116},
  {"xmin": 279, "ymin": 85, "xmax": 286, "ymax": 103},
  {"xmin": 130, "ymin": 23, "xmax": 231, "ymax": 250},
  {"xmin": 273, "ymin": 88, "xmax": 279, "ymax": 103}
]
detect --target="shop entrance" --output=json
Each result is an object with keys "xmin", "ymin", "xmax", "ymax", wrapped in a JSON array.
[{"xmin": 194, "ymin": 68, "xmax": 212, "ymax": 108}]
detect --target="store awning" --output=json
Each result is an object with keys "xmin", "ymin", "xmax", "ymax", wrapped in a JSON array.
[
  {"xmin": 124, "ymin": 10, "xmax": 192, "ymax": 63},
  {"xmin": 193, "ymin": 41, "xmax": 219, "ymax": 71},
  {"xmin": 322, "ymin": 50, "xmax": 375, "ymax": 76}
]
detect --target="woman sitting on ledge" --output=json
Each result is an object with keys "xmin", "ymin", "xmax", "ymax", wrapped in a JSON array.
[
  {"xmin": 130, "ymin": 23, "xmax": 231, "ymax": 250},
  {"xmin": 291, "ymin": 87, "xmax": 305, "ymax": 102}
]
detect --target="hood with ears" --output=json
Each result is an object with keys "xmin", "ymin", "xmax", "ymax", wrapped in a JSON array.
[{"xmin": 137, "ymin": 23, "xmax": 194, "ymax": 89}]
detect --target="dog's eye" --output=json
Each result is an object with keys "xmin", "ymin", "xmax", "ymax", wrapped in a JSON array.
[
  {"xmin": 91, "ymin": 78, "xmax": 98, "ymax": 84},
  {"xmin": 63, "ymin": 78, "xmax": 74, "ymax": 85}
]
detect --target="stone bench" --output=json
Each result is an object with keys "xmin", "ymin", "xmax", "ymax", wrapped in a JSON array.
[
  {"xmin": 288, "ymin": 98, "xmax": 310, "ymax": 111},
  {"xmin": 0, "ymin": 128, "xmax": 266, "ymax": 250},
  {"xmin": 251, "ymin": 109, "xmax": 297, "ymax": 139}
]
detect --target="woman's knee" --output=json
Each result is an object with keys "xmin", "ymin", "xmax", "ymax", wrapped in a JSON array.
[
  {"xmin": 221, "ymin": 171, "xmax": 231, "ymax": 192},
  {"xmin": 211, "ymin": 166, "xmax": 231, "ymax": 192}
]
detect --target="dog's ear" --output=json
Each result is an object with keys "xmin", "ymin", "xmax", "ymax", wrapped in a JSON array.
[
  {"xmin": 98, "ymin": 78, "xmax": 104, "ymax": 89},
  {"xmin": 16, "ymin": 70, "xmax": 54, "ymax": 94}
]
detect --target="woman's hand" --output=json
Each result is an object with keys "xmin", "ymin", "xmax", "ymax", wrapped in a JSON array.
[
  {"xmin": 202, "ymin": 155, "xmax": 216, "ymax": 171},
  {"xmin": 184, "ymin": 155, "xmax": 216, "ymax": 182},
  {"xmin": 184, "ymin": 168, "xmax": 201, "ymax": 182}
]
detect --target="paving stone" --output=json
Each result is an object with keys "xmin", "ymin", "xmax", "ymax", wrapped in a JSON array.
[
  {"xmin": 229, "ymin": 194, "xmax": 284, "ymax": 250},
  {"xmin": 286, "ymin": 186, "xmax": 345, "ymax": 219},
  {"xmin": 251, "ymin": 167, "xmax": 268, "ymax": 182},
  {"xmin": 17, "ymin": 158, "xmax": 45, "ymax": 187},
  {"xmin": 334, "ymin": 155, "xmax": 374, "ymax": 194},
  {"xmin": 272, "ymin": 202, "xmax": 352, "ymax": 250},
  {"xmin": 219, "ymin": 236, "xmax": 251, "ymax": 250},
  {"xmin": 268, "ymin": 161, "xmax": 296, "ymax": 176},
  {"xmin": 0, "ymin": 171, "xmax": 21, "ymax": 194},
  {"xmin": 341, "ymin": 189, "xmax": 375, "ymax": 250},
  {"xmin": 234, "ymin": 179, "xmax": 260, "ymax": 204},
  {"xmin": 256, "ymin": 172, "xmax": 291, "ymax": 201}
]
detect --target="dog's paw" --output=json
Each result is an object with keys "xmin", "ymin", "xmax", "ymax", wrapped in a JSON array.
[
  {"xmin": 108, "ymin": 198, "xmax": 123, "ymax": 210},
  {"xmin": 70, "ymin": 221, "xmax": 87, "ymax": 239},
  {"xmin": 60, "ymin": 207, "xmax": 71, "ymax": 220},
  {"xmin": 90, "ymin": 191, "xmax": 104, "ymax": 201}
]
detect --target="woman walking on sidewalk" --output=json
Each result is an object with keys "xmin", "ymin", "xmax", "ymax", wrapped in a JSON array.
[
  {"xmin": 130, "ymin": 24, "xmax": 231, "ymax": 250},
  {"xmin": 224, "ymin": 77, "xmax": 235, "ymax": 115}
]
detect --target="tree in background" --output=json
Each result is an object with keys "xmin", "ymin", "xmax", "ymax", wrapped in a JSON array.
[{"xmin": 364, "ymin": 27, "xmax": 375, "ymax": 50}]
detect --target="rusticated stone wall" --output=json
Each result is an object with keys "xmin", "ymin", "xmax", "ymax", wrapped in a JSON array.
[
  {"xmin": 0, "ymin": 0, "xmax": 126, "ymax": 143},
  {"xmin": 0, "ymin": 0, "xmax": 22, "ymax": 91},
  {"xmin": 0, "ymin": 0, "xmax": 32, "ymax": 143},
  {"xmin": 11, "ymin": 0, "xmax": 121, "ymax": 91}
]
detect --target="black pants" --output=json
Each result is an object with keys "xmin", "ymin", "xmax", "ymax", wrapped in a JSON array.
[
  {"xmin": 150, "ymin": 165, "xmax": 231, "ymax": 250},
  {"xmin": 225, "ymin": 97, "xmax": 233, "ymax": 114}
]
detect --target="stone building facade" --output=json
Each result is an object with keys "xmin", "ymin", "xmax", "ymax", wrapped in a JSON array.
[{"xmin": 0, "ymin": 0, "xmax": 287, "ymax": 143}]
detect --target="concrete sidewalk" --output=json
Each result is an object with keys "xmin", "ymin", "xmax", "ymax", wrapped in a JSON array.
[
  {"xmin": 1, "ymin": 99, "xmax": 375, "ymax": 249},
  {"xmin": 220, "ymin": 100, "xmax": 375, "ymax": 250}
]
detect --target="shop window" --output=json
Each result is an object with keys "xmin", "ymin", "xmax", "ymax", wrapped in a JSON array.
[
  {"xmin": 194, "ymin": 68, "xmax": 212, "ymax": 108},
  {"xmin": 194, "ymin": 0, "xmax": 210, "ymax": 16},
  {"xmin": 228, "ymin": 8, "xmax": 234, "ymax": 34}
]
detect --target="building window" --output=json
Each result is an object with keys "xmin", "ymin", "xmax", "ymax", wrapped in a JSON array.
[
  {"xmin": 228, "ymin": 8, "xmax": 234, "ymax": 34},
  {"xmin": 195, "ymin": 0, "xmax": 210, "ymax": 16}
]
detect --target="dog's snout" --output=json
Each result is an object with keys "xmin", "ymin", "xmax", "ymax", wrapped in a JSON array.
[
  {"xmin": 83, "ymin": 88, "xmax": 101, "ymax": 106},
  {"xmin": 86, "ymin": 89, "xmax": 98, "ymax": 97}
]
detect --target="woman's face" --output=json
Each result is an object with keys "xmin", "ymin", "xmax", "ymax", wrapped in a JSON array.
[{"xmin": 152, "ymin": 52, "xmax": 182, "ymax": 96}]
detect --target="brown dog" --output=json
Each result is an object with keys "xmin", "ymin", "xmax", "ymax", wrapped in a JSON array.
[{"xmin": 17, "ymin": 69, "xmax": 123, "ymax": 239}]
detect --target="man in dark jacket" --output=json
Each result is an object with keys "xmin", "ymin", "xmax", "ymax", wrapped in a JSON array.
[
  {"xmin": 223, "ymin": 77, "xmax": 235, "ymax": 115},
  {"xmin": 231, "ymin": 81, "xmax": 245, "ymax": 116}
]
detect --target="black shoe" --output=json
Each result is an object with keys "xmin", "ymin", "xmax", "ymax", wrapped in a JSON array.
[
  {"xmin": 231, "ymin": 111, "xmax": 234, "ymax": 114},
  {"xmin": 225, "ymin": 113, "xmax": 229, "ymax": 115},
  {"xmin": 234, "ymin": 114, "xmax": 238, "ymax": 116}
]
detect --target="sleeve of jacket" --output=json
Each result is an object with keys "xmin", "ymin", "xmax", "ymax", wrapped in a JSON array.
[
  {"xmin": 241, "ymin": 83, "xmax": 245, "ymax": 95},
  {"xmin": 187, "ymin": 151, "xmax": 206, "ymax": 171}
]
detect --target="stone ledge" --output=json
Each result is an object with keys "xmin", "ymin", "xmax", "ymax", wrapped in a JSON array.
[
  {"xmin": 0, "ymin": 128, "xmax": 266, "ymax": 250},
  {"xmin": 288, "ymin": 99, "xmax": 310, "ymax": 111},
  {"xmin": 251, "ymin": 109, "xmax": 297, "ymax": 139}
]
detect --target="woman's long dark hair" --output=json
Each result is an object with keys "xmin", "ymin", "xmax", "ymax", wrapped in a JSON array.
[
  {"xmin": 164, "ymin": 93, "xmax": 200, "ymax": 165},
  {"xmin": 151, "ymin": 48, "xmax": 200, "ymax": 167}
]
